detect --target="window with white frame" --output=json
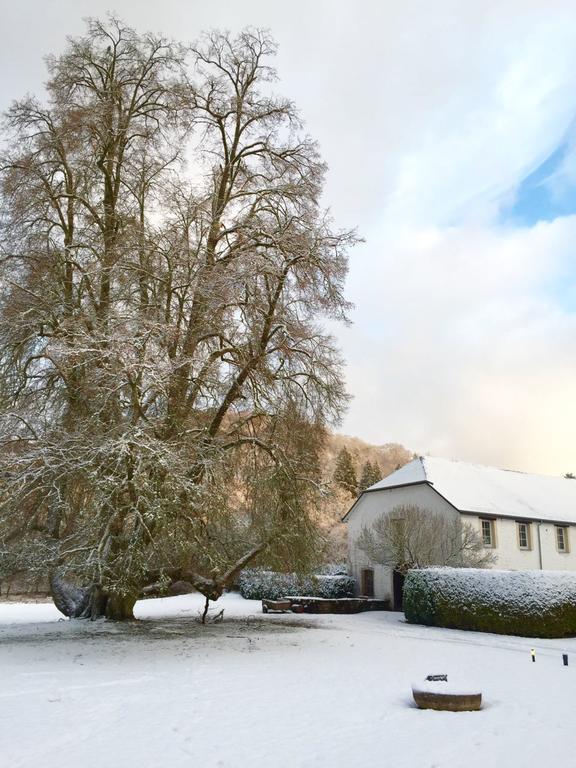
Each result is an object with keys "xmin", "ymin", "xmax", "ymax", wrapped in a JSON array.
[
  {"xmin": 517, "ymin": 522, "xmax": 531, "ymax": 550},
  {"xmin": 481, "ymin": 519, "xmax": 495, "ymax": 548},
  {"xmin": 556, "ymin": 526, "xmax": 570, "ymax": 553}
]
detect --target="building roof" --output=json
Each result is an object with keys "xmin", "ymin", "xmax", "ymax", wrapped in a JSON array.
[{"xmin": 362, "ymin": 456, "xmax": 576, "ymax": 525}]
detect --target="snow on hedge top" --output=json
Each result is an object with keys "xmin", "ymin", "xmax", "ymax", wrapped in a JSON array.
[
  {"xmin": 365, "ymin": 456, "xmax": 576, "ymax": 524},
  {"xmin": 409, "ymin": 567, "xmax": 576, "ymax": 610}
]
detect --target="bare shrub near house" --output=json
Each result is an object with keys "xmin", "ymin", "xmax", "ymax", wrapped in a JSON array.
[
  {"xmin": 356, "ymin": 504, "xmax": 496, "ymax": 574},
  {"xmin": 0, "ymin": 19, "xmax": 357, "ymax": 618}
]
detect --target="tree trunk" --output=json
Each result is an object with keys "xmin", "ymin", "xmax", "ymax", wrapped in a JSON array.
[
  {"xmin": 201, "ymin": 596, "xmax": 210, "ymax": 624},
  {"xmin": 104, "ymin": 593, "xmax": 136, "ymax": 621},
  {"xmin": 50, "ymin": 573, "xmax": 90, "ymax": 618},
  {"xmin": 50, "ymin": 575, "xmax": 136, "ymax": 620}
]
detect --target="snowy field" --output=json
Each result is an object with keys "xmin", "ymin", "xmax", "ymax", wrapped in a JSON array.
[{"xmin": 2, "ymin": 593, "xmax": 576, "ymax": 768}]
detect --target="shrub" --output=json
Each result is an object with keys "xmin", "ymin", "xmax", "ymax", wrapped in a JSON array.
[
  {"xmin": 238, "ymin": 569, "xmax": 355, "ymax": 600},
  {"xmin": 404, "ymin": 567, "xmax": 576, "ymax": 638},
  {"xmin": 238, "ymin": 570, "xmax": 300, "ymax": 600},
  {"xmin": 317, "ymin": 563, "xmax": 349, "ymax": 577},
  {"xmin": 313, "ymin": 574, "xmax": 355, "ymax": 598}
]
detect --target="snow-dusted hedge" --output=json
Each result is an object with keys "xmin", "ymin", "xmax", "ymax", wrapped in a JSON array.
[
  {"xmin": 404, "ymin": 568, "xmax": 576, "ymax": 638},
  {"xmin": 317, "ymin": 563, "xmax": 349, "ymax": 577},
  {"xmin": 238, "ymin": 569, "xmax": 355, "ymax": 600}
]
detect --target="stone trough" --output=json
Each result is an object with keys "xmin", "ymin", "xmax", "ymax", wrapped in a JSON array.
[{"xmin": 412, "ymin": 675, "xmax": 482, "ymax": 712}]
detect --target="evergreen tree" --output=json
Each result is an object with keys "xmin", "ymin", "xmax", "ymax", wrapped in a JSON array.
[
  {"xmin": 359, "ymin": 460, "xmax": 382, "ymax": 491},
  {"xmin": 334, "ymin": 447, "xmax": 357, "ymax": 496}
]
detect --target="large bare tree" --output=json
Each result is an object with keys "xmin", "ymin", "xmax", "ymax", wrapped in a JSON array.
[
  {"xmin": 0, "ymin": 19, "xmax": 356, "ymax": 618},
  {"xmin": 356, "ymin": 505, "xmax": 496, "ymax": 573}
]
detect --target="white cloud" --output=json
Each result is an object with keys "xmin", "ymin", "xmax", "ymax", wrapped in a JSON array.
[
  {"xmin": 3, "ymin": 0, "xmax": 576, "ymax": 473},
  {"xmin": 342, "ymin": 218, "xmax": 576, "ymax": 474},
  {"xmin": 331, "ymin": 4, "xmax": 576, "ymax": 474}
]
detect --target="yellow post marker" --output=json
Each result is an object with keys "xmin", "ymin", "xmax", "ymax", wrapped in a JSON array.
[{"xmin": 531, "ymin": 648, "xmax": 536, "ymax": 663}]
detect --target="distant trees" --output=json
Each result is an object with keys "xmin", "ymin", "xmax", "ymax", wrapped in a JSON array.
[
  {"xmin": 0, "ymin": 19, "xmax": 357, "ymax": 618},
  {"xmin": 333, "ymin": 447, "xmax": 357, "ymax": 496},
  {"xmin": 356, "ymin": 504, "xmax": 496, "ymax": 574},
  {"xmin": 359, "ymin": 460, "xmax": 381, "ymax": 491},
  {"xmin": 565, "ymin": 473, "xmax": 575, "ymax": 479},
  {"xmin": 311, "ymin": 442, "xmax": 412, "ymax": 563}
]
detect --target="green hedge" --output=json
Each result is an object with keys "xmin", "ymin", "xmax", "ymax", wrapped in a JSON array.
[
  {"xmin": 403, "ymin": 567, "xmax": 576, "ymax": 638},
  {"xmin": 238, "ymin": 569, "xmax": 355, "ymax": 600}
]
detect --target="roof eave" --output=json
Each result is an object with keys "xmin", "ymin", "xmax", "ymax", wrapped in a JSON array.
[
  {"xmin": 341, "ymin": 480, "xmax": 430, "ymax": 522},
  {"xmin": 459, "ymin": 509, "xmax": 576, "ymax": 526}
]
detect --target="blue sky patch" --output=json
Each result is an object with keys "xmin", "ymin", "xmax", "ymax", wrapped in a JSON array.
[{"xmin": 502, "ymin": 138, "xmax": 576, "ymax": 226}]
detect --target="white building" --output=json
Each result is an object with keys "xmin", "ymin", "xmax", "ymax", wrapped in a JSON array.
[{"xmin": 344, "ymin": 456, "xmax": 576, "ymax": 609}]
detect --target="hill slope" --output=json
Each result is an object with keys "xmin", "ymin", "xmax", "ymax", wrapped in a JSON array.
[{"xmin": 317, "ymin": 434, "xmax": 413, "ymax": 560}]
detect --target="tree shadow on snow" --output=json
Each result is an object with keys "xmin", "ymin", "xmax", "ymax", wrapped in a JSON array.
[{"xmin": 0, "ymin": 615, "xmax": 318, "ymax": 647}]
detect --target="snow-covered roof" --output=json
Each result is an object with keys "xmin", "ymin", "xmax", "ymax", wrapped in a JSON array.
[{"xmin": 364, "ymin": 456, "xmax": 576, "ymax": 525}]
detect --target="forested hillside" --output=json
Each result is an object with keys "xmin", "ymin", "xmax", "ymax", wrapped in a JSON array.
[{"xmin": 317, "ymin": 436, "xmax": 413, "ymax": 560}]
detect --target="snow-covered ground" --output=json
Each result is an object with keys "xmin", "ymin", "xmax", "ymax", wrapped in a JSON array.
[{"xmin": 2, "ymin": 593, "xmax": 575, "ymax": 768}]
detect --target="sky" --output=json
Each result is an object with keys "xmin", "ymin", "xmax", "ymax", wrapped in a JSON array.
[{"xmin": 2, "ymin": 0, "xmax": 576, "ymax": 475}]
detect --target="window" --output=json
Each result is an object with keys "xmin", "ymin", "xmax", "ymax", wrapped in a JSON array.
[
  {"xmin": 517, "ymin": 522, "xmax": 531, "ymax": 550},
  {"xmin": 481, "ymin": 519, "xmax": 496, "ymax": 548},
  {"xmin": 556, "ymin": 526, "xmax": 570, "ymax": 553},
  {"xmin": 361, "ymin": 568, "xmax": 375, "ymax": 597}
]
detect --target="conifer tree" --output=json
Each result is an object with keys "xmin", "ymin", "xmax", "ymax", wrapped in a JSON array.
[
  {"xmin": 359, "ymin": 460, "xmax": 382, "ymax": 491},
  {"xmin": 334, "ymin": 447, "xmax": 357, "ymax": 496}
]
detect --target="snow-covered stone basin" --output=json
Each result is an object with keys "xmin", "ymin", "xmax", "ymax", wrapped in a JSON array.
[
  {"xmin": 412, "ymin": 676, "xmax": 482, "ymax": 711},
  {"xmin": 411, "ymin": 677, "xmax": 482, "ymax": 697}
]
